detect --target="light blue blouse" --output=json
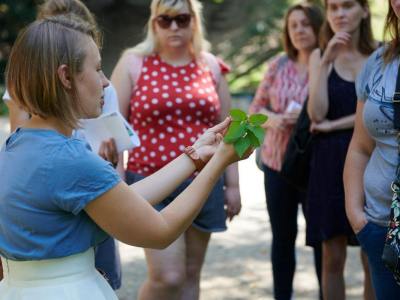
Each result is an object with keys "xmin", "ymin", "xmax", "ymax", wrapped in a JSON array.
[{"xmin": 0, "ymin": 128, "xmax": 121, "ymax": 260}]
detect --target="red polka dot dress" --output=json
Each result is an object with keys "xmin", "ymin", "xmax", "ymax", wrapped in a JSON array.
[{"xmin": 127, "ymin": 54, "xmax": 228, "ymax": 176}]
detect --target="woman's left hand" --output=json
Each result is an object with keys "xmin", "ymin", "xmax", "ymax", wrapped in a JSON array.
[
  {"xmin": 310, "ymin": 120, "xmax": 333, "ymax": 133},
  {"xmin": 283, "ymin": 110, "xmax": 301, "ymax": 125},
  {"xmin": 98, "ymin": 138, "xmax": 119, "ymax": 168},
  {"xmin": 224, "ymin": 185, "xmax": 241, "ymax": 221}
]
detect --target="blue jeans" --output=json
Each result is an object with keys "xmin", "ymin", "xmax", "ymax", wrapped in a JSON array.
[
  {"xmin": 264, "ymin": 165, "xmax": 322, "ymax": 300},
  {"xmin": 357, "ymin": 222, "xmax": 400, "ymax": 299}
]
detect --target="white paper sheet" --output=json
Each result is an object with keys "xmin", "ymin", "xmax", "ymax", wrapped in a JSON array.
[
  {"xmin": 81, "ymin": 112, "xmax": 140, "ymax": 153},
  {"xmin": 285, "ymin": 100, "xmax": 302, "ymax": 113}
]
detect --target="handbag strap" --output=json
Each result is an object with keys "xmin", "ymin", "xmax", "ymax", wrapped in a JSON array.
[
  {"xmin": 393, "ymin": 65, "xmax": 400, "ymax": 130},
  {"xmin": 393, "ymin": 65, "xmax": 400, "ymax": 179}
]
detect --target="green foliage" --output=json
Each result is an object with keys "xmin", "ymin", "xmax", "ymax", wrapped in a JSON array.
[
  {"xmin": 0, "ymin": 0, "xmax": 387, "ymax": 100},
  {"xmin": 0, "ymin": 1, "xmax": 37, "ymax": 86},
  {"xmin": 0, "ymin": 85, "xmax": 7, "ymax": 116},
  {"xmin": 224, "ymin": 109, "xmax": 267, "ymax": 158},
  {"xmin": 210, "ymin": 0, "xmax": 290, "ymax": 92},
  {"xmin": 0, "ymin": 101, "xmax": 7, "ymax": 116}
]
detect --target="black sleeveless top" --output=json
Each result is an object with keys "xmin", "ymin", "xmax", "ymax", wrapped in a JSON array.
[{"xmin": 326, "ymin": 66, "xmax": 357, "ymax": 121}]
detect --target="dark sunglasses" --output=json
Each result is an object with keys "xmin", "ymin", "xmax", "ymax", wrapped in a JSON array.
[{"xmin": 155, "ymin": 14, "xmax": 192, "ymax": 29}]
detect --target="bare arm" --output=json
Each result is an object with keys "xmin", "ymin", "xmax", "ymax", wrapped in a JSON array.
[
  {"xmin": 217, "ymin": 76, "xmax": 241, "ymax": 219},
  {"xmin": 307, "ymin": 49, "xmax": 330, "ymax": 122},
  {"xmin": 5, "ymin": 100, "xmax": 29, "ymax": 132},
  {"xmin": 130, "ymin": 118, "xmax": 230, "ymax": 206},
  {"xmin": 111, "ymin": 52, "xmax": 138, "ymax": 179},
  {"xmin": 85, "ymin": 140, "xmax": 240, "ymax": 249},
  {"xmin": 310, "ymin": 114, "xmax": 355, "ymax": 133},
  {"xmin": 343, "ymin": 101, "xmax": 375, "ymax": 233},
  {"xmin": 111, "ymin": 52, "xmax": 135, "ymax": 120},
  {"xmin": 308, "ymin": 33, "xmax": 353, "ymax": 122},
  {"xmin": 131, "ymin": 153, "xmax": 198, "ymax": 206},
  {"xmin": 329, "ymin": 115, "xmax": 355, "ymax": 130}
]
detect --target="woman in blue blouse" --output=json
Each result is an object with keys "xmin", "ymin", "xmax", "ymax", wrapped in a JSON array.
[{"xmin": 0, "ymin": 15, "xmax": 247, "ymax": 300}]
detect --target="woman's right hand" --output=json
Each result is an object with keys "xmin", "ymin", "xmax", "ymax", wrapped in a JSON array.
[
  {"xmin": 349, "ymin": 211, "xmax": 368, "ymax": 234},
  {"xmin": 193, "ymin": 117, "xmax": 231, "ymax": 163},
  {"xmin": 322, "ymin": 32, "xmax": 351, "ymax": 65}
]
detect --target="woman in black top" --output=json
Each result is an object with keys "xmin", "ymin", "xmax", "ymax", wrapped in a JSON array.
[{"xmin": 307, "ymin": 0, "xmax": 376, "ymax": 299}]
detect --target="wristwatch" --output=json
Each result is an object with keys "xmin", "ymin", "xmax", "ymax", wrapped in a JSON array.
[{"xmin": 183, "ymin": 146, "xmax": 206, "ymax": 172}]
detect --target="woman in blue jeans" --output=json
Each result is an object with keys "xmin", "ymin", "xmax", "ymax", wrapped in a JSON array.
[{"xmin": 344, "ymin": 0, "xmax": 400, "ymax": 298}]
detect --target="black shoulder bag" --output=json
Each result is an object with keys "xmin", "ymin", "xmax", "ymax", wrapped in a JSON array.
[
  {"xmin": 381, "ymin": 64, "xmax": 400, "ymax": 285},
  {"xmin": 279, "ymin": 98, "xmax": 313, "ymax": 192},
  {"xmin": 279, "ymin": 51, "xmax": 325, "ymax": 192}
]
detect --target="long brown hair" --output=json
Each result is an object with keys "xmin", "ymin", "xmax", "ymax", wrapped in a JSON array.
[
  {"xmin": 384, "ymin": 1, "xmax": 400, "ymax": 63},
  {"xmin": 283, "ymin": 3, "xmax": 324, "ymax": 60},
  {"xmin": 319, "ymin": 0, "xmax": 375, "ymax": 55}
]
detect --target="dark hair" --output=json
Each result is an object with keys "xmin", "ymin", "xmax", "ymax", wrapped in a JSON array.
[
  {"xmin": 283, "ymin": 3, "xmax": 324, "ymax": 61},
  {"xmin": 319, "ymin": 0, "xmax": 374, "ymax": 55},
  {"xmin": 384, "ymin": 1, "xmax": 400, "ymax": 63}
]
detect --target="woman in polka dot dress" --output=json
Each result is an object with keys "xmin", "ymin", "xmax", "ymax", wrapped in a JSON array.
[{"xmin": 111, "ymin": 0, "xmax": 241, "ymax": 299}]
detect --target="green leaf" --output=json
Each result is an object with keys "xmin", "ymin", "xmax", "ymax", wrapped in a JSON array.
[
  {"xmin": 247, "ymin": 130, "xmax": 261, "ymax": 147},
  {"xmin": 247, "ymin": 125, "xmax": 265, "ymax": 145},
  {"xmin": 230, "ymin": 109, "xmax": 247, "ymax": 122},
  {"xmin": 234, "ymin": 134, "xmax": 252, "ymax": 158},
  {"xmin": 249, "ymin": 113, "xmax": 268, "ymax": 126},
  {"xmin": 224, "ymin": 121, "xmax": 246, "ymax": 143}
]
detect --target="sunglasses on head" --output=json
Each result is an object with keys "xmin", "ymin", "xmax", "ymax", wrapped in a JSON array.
[{"xmin": 155, "ymin": 13, "xmax": 192, "ymax": 29}]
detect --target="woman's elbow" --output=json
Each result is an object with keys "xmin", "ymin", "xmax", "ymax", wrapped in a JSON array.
[
  {"xmin": 307, "ymin": 107, "xmax": 324, "ymax": 123},
  {"xmin": 122, "ymin": 234, "xmax": 170, "ymax": 250},
  {"xmin": 145, "ymin": 235, "xmax": 174, "ymax": 250}
]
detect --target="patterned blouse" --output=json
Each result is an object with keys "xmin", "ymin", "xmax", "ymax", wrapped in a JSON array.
[{"xmin": 249, "ymin": 54, "xmax": 308, "ymax": 171}]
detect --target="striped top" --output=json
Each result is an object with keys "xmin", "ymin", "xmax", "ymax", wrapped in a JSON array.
[{"xmin": 249, "ymin": 54, "xmax": 308, "ymax": 171}]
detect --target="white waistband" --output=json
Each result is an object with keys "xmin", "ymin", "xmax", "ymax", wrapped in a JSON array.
[{"xmin": 1, "ymin": 248, "xmax": 95, "ymax": 282}]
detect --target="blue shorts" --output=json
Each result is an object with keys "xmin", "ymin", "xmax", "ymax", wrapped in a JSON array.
[{"xmin": 125, "ymin": 171, "xmax": 227, "ymax": 233}]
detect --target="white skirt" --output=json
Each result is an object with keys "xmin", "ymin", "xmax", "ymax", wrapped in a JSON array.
[{"xmin": 0, "ymin": 248, "xmax": 118, "ymax": 300}]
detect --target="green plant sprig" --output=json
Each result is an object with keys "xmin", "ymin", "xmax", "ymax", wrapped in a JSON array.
[{"xmin": 223, "ymin": 109, "xmax": 268, "ymax": 158}]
